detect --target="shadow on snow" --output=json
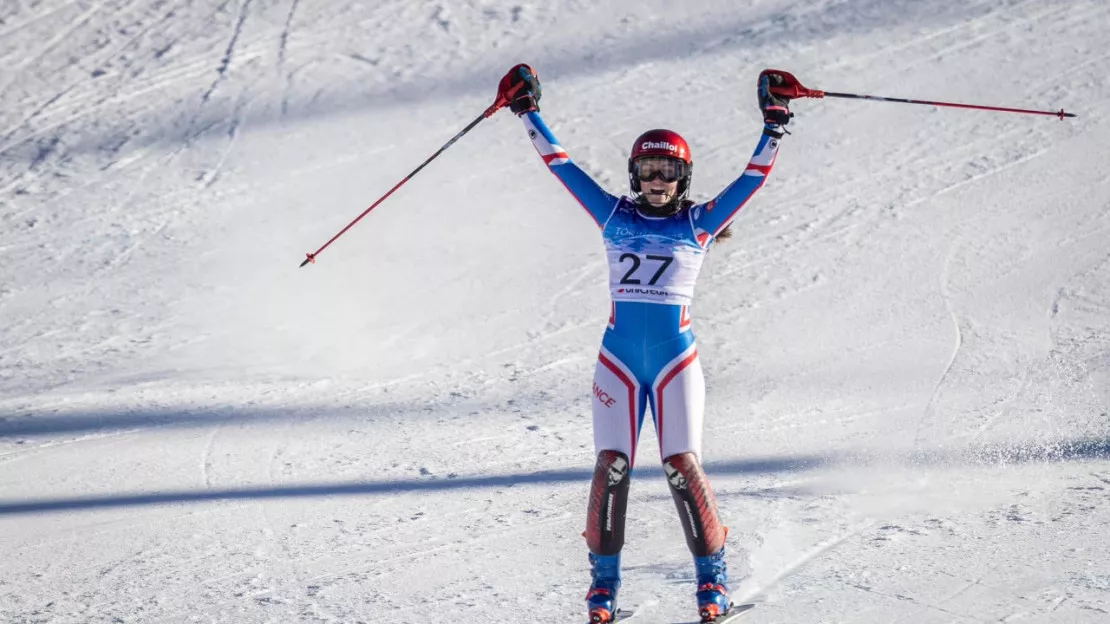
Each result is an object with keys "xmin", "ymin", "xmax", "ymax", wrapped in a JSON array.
[
  {"xmin": 1, "ymin": 438, "xmax": 1107, "ymax": 516},
  {"xmin": 0, "ymin": 400, "xmax": 438, "ymax": 438},
  {"xmin": 0, "ymin": 455, "xmax": 819, "ymax": 516}
]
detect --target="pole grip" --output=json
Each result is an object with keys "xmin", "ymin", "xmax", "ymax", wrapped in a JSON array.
[
  {"xmin": 762, "ymin": 68, "xmax": 825, "ymax": 99},
  {"xmin": 488, "ymin": 73, "xmax": 530, "ymax": 117}
]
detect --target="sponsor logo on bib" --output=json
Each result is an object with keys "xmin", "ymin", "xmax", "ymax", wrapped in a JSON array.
[{"xmin": 617, "ymin": 287, "xmax": 672, "ymax": 297}]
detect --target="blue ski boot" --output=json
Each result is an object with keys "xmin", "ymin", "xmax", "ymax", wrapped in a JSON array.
[
  {"xmin": 695, "ymin": 548, "xmax": 731, "ymax": 622},
  {"xmin": 586, "ymin": 552, "xmax": 621, "ymax": 623}
]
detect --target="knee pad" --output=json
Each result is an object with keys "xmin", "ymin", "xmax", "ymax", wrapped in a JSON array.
[
  {"xmin": 663, "ymin": 452, "xmax": 726, "ymax": 556},
  {"xmin": 585, "ymin": 450, "xmax": 631, "ymax": 555}
]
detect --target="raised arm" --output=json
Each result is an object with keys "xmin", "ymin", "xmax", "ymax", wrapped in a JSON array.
[
  {"xmin": 520, "ymin": 111, "xmax": 619, "ymax": 228},
  {"xmin": 693, "ymin": 128, "xmax": 782, "ymax": 238},
  {"xmin": 499, "ymin": 65, "xmax": 619, "ymax": 228},
  {"xmin": 693, "ymin": 71, "xmax": 795, "ymax": 239}
]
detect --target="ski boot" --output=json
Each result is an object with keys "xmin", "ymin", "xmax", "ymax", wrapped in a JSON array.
[
  {"xmin": 586, "ymin": 552, "xmax": 621, "ymax": 623},
  {"xmin": 695, "ymin": 548, "xmax": 732, "ymax": 623}
]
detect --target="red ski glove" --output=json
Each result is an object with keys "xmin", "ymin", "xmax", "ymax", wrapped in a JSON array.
[
  {"xmin": 758, "ymin": 70, "xmax": 795, "ymax": 126},
  {"xmin": 497, "ymin": 64, "xmax": 541, "ymax": 115}
]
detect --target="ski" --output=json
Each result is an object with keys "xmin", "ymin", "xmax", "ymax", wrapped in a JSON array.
[
  {"xmin": 673, "ymin": 602, "xmax": 756, "ymax": 624},
  {"xmin": 587, "ymin": 607, "xmax": 640, "ymax": 623}
]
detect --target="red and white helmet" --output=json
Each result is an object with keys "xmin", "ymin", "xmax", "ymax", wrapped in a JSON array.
[{"xmin": 628, "ymin": 129, "xmax": 693, "ymax": 202}]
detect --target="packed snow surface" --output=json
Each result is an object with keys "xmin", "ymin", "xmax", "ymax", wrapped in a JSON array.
[{"xmin": 1, "ymin": 1, "xmax": 1108, "ymax": 622}]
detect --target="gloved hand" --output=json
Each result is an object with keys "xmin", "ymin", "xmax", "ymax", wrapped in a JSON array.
[
  {"xmin": 758, "ymin": 71, "xmax": 794, "ymax": 126},
  {"xmin": 497, "ymin": 64, "xmax": 541, "ymax": 115}
]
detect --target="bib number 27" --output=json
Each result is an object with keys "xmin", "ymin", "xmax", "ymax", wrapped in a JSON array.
[{"xmin": 619, "ymin": 253, "xmax": 673, "ymax": 285}]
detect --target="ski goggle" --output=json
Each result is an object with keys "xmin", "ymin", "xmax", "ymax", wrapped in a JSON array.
[{"xmin": 633, "ymin": 157, "xmax": 688, "ymax": 183}]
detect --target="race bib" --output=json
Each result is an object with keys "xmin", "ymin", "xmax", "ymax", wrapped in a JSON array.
[
  {"xmin": 606, "ymin": 242, "xmax": 704, "ymax": 305},
  {"xmin": 601, "ymin": 199, "xmax": 710, "ymax": 305}
]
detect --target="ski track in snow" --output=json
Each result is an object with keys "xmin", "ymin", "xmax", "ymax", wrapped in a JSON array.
[
  {"xmin": 739, "ymin": 518, "xmax": 878, "ymax": 603},
  {"xmin": 0, "ymin": 0, "xmax": 109, "ymax": 96},
  {"xmin": 914, "ymin": 234, "xmax": 965, "ymax": 449},
  {"xmin": 199, "ymin": 425, "xmax": 219, "ymax": 489},
  {"xmin": 277, "ymin": 0, "xmax": 300, "ymax": 69},
  {"xmin": 200, "ymin": 0, "xmax": 254, "ymax": 104}
]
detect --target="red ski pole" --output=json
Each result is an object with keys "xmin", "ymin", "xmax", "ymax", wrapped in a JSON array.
[
  {"xmin": 299, "ymin": 85, "xmax": 524, "ymax": 268},
  {"xmin": 761, "ymin": 69, "xmax": 1077, "ymax": 119}
]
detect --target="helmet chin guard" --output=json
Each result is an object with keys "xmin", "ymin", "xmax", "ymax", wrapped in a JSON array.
[
  {"xmin": 628, "ymin": 129, "xmax": 693, "ymax": 214},
  {"xmin": 635, "ymin": 193, "xmax": 685, "ymax": 217}
]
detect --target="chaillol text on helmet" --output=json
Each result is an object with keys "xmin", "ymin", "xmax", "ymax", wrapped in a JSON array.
[{"xmin": 641, "ymin": 141, "xmax": 678, "ymax": 151}]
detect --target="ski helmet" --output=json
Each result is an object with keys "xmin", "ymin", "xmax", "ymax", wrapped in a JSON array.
[{"xmin": 628, "ymin": 129, "xmax": 693, "ymax": 204}]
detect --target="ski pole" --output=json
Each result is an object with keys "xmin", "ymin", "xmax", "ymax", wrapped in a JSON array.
[
  {"xmin": 818, "ymin": 90, "xmax": 1076, "ymax": 119},
  {"xmin": 763, "ymin": 69, "xmax": 1077, "ymax": 119},
  {"xmin": 299, "ymin": 85, "xmax": 524, "ymax": 268}
]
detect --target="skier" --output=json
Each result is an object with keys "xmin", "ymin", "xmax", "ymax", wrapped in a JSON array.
[{"xmin": 496, "ymin": 64, "xmax": 792, "ymax": 624}]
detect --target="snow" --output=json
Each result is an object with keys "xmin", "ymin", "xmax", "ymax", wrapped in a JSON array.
[{"xmin": 1, "ymin": 0, "xmax": 1108, "ymax": 622}]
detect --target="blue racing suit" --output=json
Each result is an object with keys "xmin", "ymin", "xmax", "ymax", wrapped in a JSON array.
[{"xmin": 519, "ymin": 111, "xmax": 781, "ymax": 467}]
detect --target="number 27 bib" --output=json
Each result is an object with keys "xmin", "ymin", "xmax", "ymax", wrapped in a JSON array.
[{"xmin": 602, "ymin": 200, "xmax": 708, "ymax": 306}]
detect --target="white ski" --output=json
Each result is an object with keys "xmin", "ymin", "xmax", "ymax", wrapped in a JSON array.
[{"xmin": 672, "ymin": 602, "xmax": 756, "ymax": 624}]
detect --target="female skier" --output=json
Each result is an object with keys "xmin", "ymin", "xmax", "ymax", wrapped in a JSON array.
[{"xmin": 496, "ymin": 64, "xmax": 793, "ymax": 624}]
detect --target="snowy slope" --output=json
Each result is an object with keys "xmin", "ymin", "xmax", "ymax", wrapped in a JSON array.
[{"xmin": 1, "ymin": 0, "xmax": 1108, "ymax": 622}]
